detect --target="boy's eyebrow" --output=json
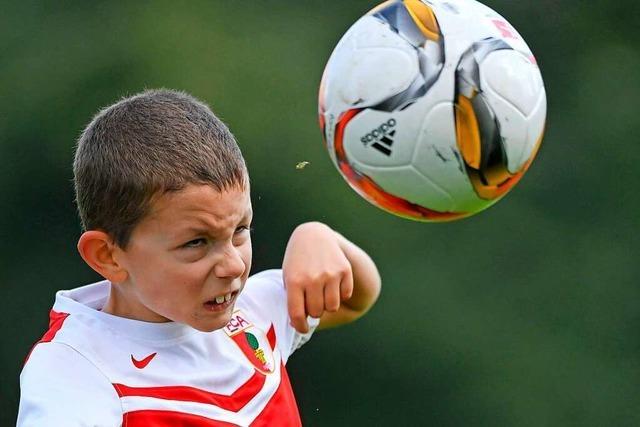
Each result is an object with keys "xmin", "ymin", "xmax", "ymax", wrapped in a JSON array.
[{"xmin": 177, "ymin": 208, "xmax": 253, "ymax": 237}]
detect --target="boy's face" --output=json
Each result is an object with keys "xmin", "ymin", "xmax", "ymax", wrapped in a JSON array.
[{"xmin": 111, "ymin": 183, "xmax": 252, "ymax": 332}]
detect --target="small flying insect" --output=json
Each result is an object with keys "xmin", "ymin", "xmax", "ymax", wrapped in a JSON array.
[{"xmin": 295, "ymin": 161, "xmax": 310, "ymax": 170}]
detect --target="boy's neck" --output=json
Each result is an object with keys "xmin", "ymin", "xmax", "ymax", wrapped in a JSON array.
[{"xmin": 102, "ymin": 281, "xmax": 171, "ymax": 323}]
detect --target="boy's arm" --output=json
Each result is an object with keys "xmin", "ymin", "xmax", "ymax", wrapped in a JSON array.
[{"xmin": 282, "ymin": 222, "xmax": 381, "ymax": 333}]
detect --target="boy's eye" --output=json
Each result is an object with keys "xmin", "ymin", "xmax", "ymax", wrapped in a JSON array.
[
  {"xmin": 182, "ymin": 227, "xmax": 251, "ymax": 249},
  {"xmin": 184, "ymin": 238, "xmax": 207, "ymax": 248},
  {"xmin": 235, "ymin": 225, "xmax": 253, "ymax": 234}
]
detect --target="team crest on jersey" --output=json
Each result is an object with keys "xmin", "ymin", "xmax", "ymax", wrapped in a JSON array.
[{"xmin": 224, "ymin": 311, "xmax": 275, "ymax": 375}]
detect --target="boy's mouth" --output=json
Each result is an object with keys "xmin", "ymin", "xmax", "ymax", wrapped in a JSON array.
[{"xmin": 203, "ymin": 291, "xmax": 238, "ymax": 312}]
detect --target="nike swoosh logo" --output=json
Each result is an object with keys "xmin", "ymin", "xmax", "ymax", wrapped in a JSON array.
[{"xmin": 131, "ymin": 352, "xmax": 157, "ymax": 369}]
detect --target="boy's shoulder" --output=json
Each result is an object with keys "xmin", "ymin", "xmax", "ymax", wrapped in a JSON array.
[
  {"xmin": 18, "ymin": 281, "xmax": 125, "ymax": 425},
  {"xmin": 18, "ymin": 340, "xmax": 123, "ymax": 426}
]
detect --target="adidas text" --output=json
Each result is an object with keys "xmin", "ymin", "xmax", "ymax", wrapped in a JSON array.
[{"xmin": 360, "ymin": 119, "xmax": 397, "ymax": 145}]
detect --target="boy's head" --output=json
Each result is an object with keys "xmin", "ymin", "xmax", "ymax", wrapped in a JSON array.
[
  {"xmin": 74, "ymin": 89, "xmax": 253, "ymax": 332},
  {"xmin": 74, "ymin": 89, "xmax": 247, "ymax": 248}
]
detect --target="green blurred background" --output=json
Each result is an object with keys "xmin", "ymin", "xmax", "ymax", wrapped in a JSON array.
[{"xmin": 1, "ymin": 1, "xmax": 638, "ymax": 425}]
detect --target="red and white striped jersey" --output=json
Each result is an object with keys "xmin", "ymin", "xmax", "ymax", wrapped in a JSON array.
[{"xmin": 18, "ymin": 269, "xmax": 318, "ymax": 426}]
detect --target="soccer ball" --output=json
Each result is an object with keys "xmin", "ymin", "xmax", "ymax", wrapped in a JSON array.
[{"xmin": 318, "ymin": 0, "xmax": 546, "ymax": 221}]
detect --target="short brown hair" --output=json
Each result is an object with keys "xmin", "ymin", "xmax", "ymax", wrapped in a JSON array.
[{"xmin": 74, "ymin": 89, "xmax": 247, "ymax": 248}]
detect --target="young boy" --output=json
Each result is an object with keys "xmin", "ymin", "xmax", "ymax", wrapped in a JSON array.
[{"xmin": 17, "ymin": 89, "xmax": 381, "ymax": 426}]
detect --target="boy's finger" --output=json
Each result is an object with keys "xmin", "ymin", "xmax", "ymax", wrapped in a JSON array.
[
  {"xmin": 287, "ymin": 286, "xmax": 309, "ymax": 333},
  {"xmin": 340, "ymin": 268, "xmax": 354, "ymax": 300},
  {"xmin": 305, "ymin": 282, "xmax": 325, "ymax": 319},
  {"xmin": 324, "ymin": 278, "xmax": 340, "ymax": 312}
]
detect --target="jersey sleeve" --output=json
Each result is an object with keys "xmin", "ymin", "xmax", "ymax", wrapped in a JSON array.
[
  {"xmin": 18, "ymin": 342, "xmax": 122, "ymax": 427},
  {"xmin": 242, "ymin": 269, "xmax": 319, "ymax": 364}
]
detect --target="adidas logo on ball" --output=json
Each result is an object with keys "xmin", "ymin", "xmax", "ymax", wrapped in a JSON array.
[{"xmin": 360, "ymin": 118, "xmax": 396, "ymax": 156}]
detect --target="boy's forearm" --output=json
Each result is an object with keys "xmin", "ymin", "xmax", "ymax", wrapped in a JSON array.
[{"xmin": 334, "ymin": 231, "xmax": 381, "ymax": 316}]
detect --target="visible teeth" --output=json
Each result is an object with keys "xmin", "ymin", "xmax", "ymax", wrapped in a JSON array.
[{"xmin": 211, "ymin": 293, "xmax": 233, "ymax": 305}]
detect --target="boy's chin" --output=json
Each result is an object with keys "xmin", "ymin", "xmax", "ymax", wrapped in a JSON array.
[{"xmin": 191, "ymin": 306, "xmax": 236, "ymax": 333}]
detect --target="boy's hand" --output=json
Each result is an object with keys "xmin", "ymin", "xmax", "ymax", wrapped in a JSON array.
[{"xmin": 282, "ymin": 222, "xmax": 354, "ymax": 333}]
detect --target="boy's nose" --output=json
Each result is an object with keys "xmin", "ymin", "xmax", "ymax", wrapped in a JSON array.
[{"xmin": 214, "ymin": 244, "xmax": 246, "ymax": 279}]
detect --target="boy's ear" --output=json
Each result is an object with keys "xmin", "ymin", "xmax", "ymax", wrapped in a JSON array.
[{"xmin": 77, "ymin": 231, "xmax": 128, "ymax": 283}]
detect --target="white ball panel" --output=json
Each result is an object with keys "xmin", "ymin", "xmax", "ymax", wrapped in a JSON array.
[
  {"xmin": 411, "ymin": 102, "xmax": 480, "ymax": 211},
  {"xmin": 323, "ymin": 17, "xmax": 419, "ymax": 115},
  {"xmin": 524, "ymin": 88, "xmax": 547, "ymax": 159},
  {"xmin": 337, "ymin": 47, "xmax": 417, "ymax": 106},
  {"xmin": 352, "ymin": 162, "xmax": 454, "ymax": 212},
  {"xmin": 479, "ymin": 87, "xmax": 528, "ymax": 173},
  {"xmin": 481, "ymin": 50, "xmax": 543, "ymax": 117},
  {"xmin": 432, "ymin": 0, "xmax": 535, "ymax": 55},
  {"xmin": 352, "ymin": 16, "xmax": 415, "ymax": 50}
]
